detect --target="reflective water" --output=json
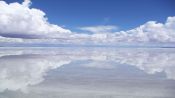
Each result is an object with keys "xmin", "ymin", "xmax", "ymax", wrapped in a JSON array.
[{"xmin": 0, "ymin": 47, "xmax": 175, "ymax": 98}]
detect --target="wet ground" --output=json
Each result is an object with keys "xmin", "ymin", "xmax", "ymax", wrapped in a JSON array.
[{"xmin": 0, "ymin": 47, "xmax": 175, "ymax": 98}]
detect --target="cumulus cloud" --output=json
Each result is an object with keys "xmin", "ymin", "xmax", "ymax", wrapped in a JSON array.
[
  {"xmin": 0, "ymin": 0, "xmax": 175, "ymax": 45},
  {"xmin": 0, "ymin": 0, "xmax": 71, "ymax": 39},
  {"xmin": 77, "ymin": 16, "xmax": 175, "ymax": 44},
  {"xmin": 22, "ymin": 0, "xmax": 32, "ymax": 7},
  {"xmin": 113, "ymin": 17, "xmax": 175, "ymax": 43}
]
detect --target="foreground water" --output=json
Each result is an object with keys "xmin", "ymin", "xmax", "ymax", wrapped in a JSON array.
[{"xmin": 0, "ymin": 47, "xmax": 175, "ymax": 98}]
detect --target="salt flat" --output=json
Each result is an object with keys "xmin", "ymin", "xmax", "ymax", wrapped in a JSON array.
[{"xmin": 0, "ymin": 47, "xmax": 175, "ymax": 98}]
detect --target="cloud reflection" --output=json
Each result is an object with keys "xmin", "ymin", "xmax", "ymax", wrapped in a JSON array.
[
  {"xmin": 109, "ymin": 49, "xmax": 175, "ymax": 80},
  {"xmin": 0, "ymin": 53, "xmax": 71, "ymax": 92},
  {"xmin": 0, "ymin": 48, "xmax": 175, "ymax": 93}
]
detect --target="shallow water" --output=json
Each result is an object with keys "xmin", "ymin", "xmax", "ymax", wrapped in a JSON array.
[{"xmin": 0, "ymin": 47, "xmax": 175, "ymax": 98}]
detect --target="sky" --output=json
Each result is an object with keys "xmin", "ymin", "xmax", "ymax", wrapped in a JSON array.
[
  {"xmin": 0, "ymin": 0, "xmax": 175, "ymax": 46},
  {"xmin": 6, "ymin": 0, "xmax": 175, "ymax": 30}
]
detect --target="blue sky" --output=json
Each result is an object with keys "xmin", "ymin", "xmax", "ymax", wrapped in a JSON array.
[
  {"xmin": 5, "ymin": 0, "xmax": 175, "ymax": 31},
  {"xmin": 0, "ymin": 0, "xmax": 175, "ymax": 46}
]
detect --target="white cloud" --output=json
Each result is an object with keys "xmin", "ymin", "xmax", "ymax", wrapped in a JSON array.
[
  {"xmin": 0, "ymin": 36, "xmax": 23, "ymax": 43},
  {"xmin": 78, "ymin": 17, "xmax": 175, "ymax": 44},
  {"xmin": 22, "ymin": 0, "xmax": 32, "ymax": 7},
  {"xmin": 0, "ymin": 0, "xmax": 175, "ymax": 45},
  {"xmin": 79, "ymin": 25, "xmax": 118, "ymax": 33},
  {"xmin": 113, "ymin": 17, "xmax": 175, "ymax": 43},
  {"xmin": 0, "ymin": 0, "xmax": 71, "ymax": 39}
]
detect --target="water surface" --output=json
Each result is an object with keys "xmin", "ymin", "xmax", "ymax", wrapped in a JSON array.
[{"xmin": 0, "ymin": 47, "xmax": 175, "ymax": 98}]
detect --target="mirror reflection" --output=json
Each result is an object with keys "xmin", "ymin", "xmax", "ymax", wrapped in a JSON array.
[{"xmin": 0, "ymin": 48, "xmax": 175, "ymax": 98}]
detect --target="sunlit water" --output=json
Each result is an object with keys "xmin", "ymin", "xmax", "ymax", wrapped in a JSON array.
[{"xmin": 0, "ymin": 47, "xmax": 175, "ymax": 98}]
